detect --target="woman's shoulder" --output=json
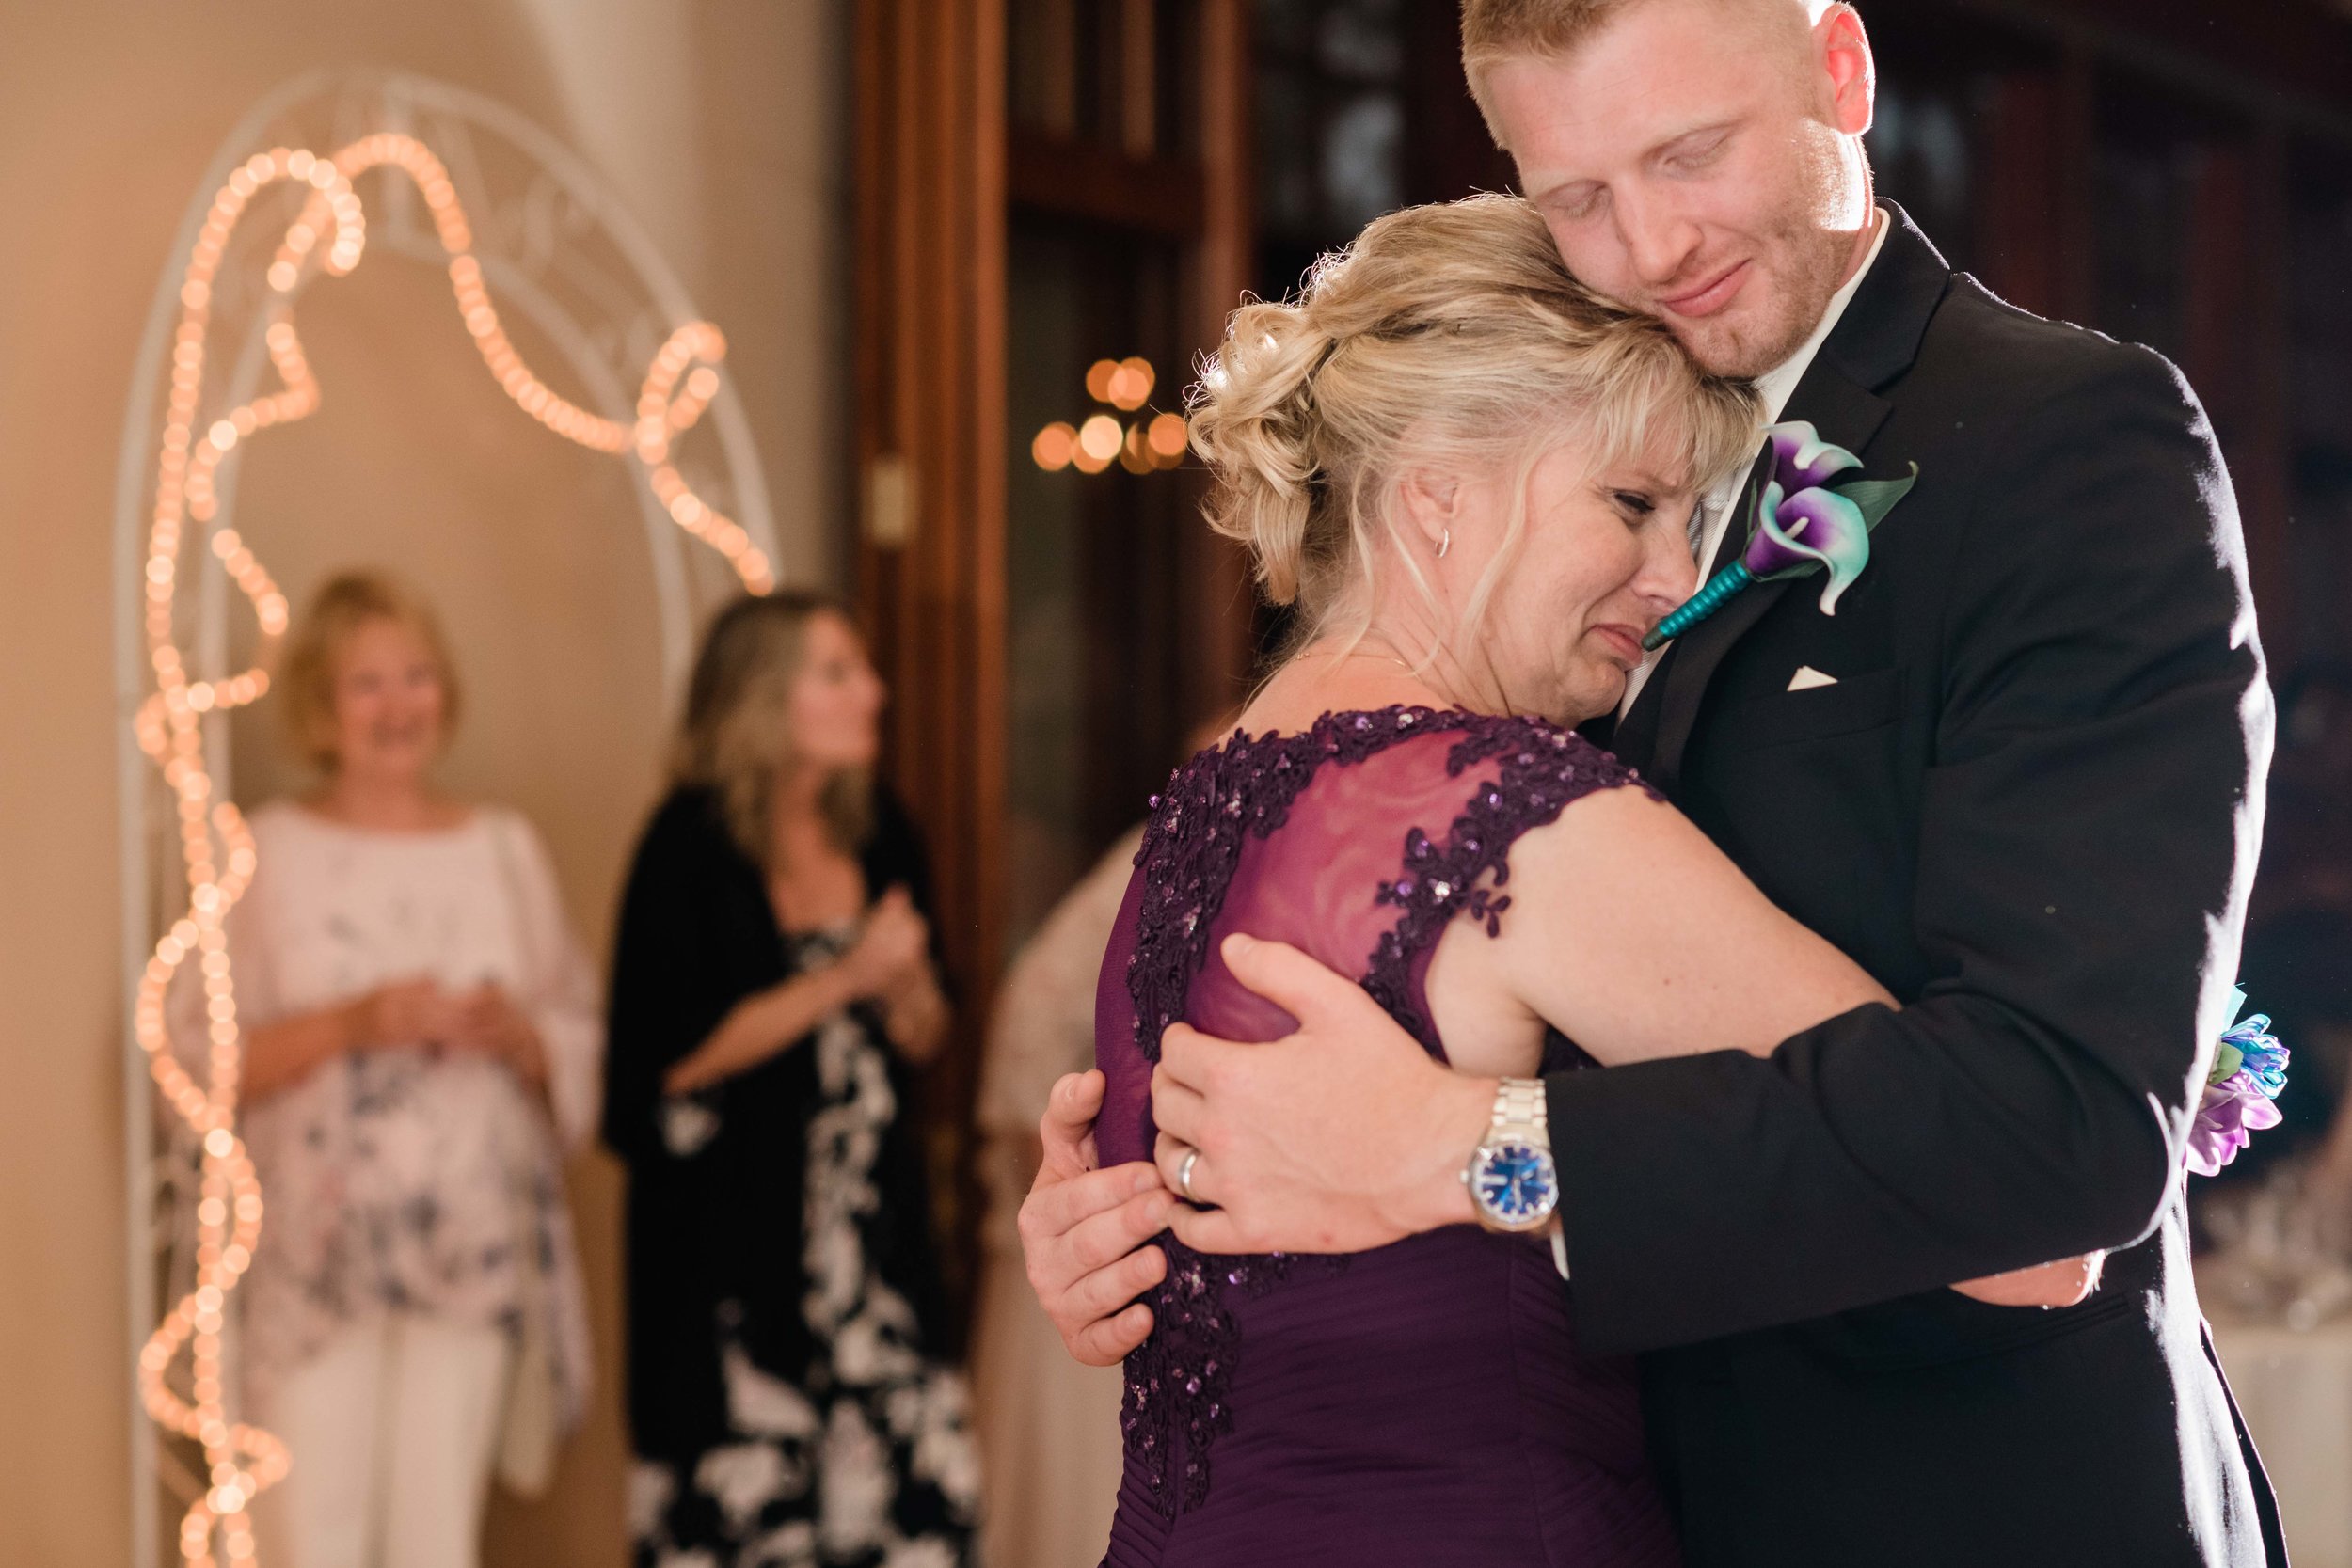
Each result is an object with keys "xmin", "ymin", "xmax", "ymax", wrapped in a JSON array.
[
  {"xmin": 1359, "ymin": 711, "xmax": 1661, "ymax": 895},
  {"xmin": 638, "ymin": 783, "xmax": 730, "ymax": 849},
  {"xmin": 1437, "ymin": 711, "xmax": 1648, "ymax": 799},
  {"xmin": 1140, "ymin": 705, "xmax": 1649, "ymax": 910},
  {"xmin": 246, "ymin": 795, "xmax": 496, "ymax": 846},
  {"xmin": 1189, "ymin": 705, "xmax": 1638, "ymax": 811},
  {"xmin": 469, "ymin": 802, "xmax": 569, "ymax": 875},
  {"xmin": 625, "ymin": 784, "xmax": 757, "ymax": 889}
]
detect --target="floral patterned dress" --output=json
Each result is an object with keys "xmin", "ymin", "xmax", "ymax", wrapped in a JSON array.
[
  {"xmin": 608, "ymin": 787, "xmax": 980, "ymax": 1568},
  {"xmin": 172, "ymin": 801, "xmax": 601, "ymax": 1429}
]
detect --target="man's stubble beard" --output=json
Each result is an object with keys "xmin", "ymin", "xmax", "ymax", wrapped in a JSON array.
[{"xmin": 1678, "ymin": 219, "xmax": 1854, "ymax": 380}]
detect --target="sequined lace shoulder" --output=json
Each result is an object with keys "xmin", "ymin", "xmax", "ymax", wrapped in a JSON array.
[{"xmin": 1117, "ymin": 705, "xmax": 1650, "ymax": 1518}]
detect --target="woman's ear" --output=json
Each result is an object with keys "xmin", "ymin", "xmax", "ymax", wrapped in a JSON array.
[{"xmin": 1394, "ymin": 468, "xmax": 1463, "ymax": 556}]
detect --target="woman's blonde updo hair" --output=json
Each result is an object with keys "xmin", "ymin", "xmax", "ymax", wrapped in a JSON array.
[{"xmin": 1188, "ymin": 193, "xmax": 1758, "ymax": 651}]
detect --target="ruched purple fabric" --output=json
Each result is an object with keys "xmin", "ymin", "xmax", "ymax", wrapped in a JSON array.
[{"xmin": 1092, "ymin": 708, "xmax": 1680, "ymax": 1567}]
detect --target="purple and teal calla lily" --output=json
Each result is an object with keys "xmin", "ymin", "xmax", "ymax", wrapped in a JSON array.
[
  {"xmin": 1643, "ymin": 420, "xmax": 1918, "ymax": 651},
  {"xmin": 2212, "ymin": 1011, "xmax": 2289, "ymax": 1098},
  {"xmin": 2187, "ymin": 1080, "xmax": 2280, "ymax": 1178},
  {"xmin": 2186, "ymin": 997, "xmax": 2290, "ymax": 1178},
  {"xmin": 1768, "ymin": 420, "xmax": 1863, "ymax": 493},
  {"xmin": 1744, "ymin": 481, "xmax": 1874, "ymax": 613}
]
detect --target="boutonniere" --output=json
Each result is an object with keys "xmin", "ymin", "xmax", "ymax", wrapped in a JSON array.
[{"xmin": 1643, "ymin": 421, "xmax": 1919, "ymax": 651}]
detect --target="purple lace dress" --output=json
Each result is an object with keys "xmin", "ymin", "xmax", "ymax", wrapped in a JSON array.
[{"xmin": 1092, "ymin": 707, "xmax": 1681, "ymax": 1568}]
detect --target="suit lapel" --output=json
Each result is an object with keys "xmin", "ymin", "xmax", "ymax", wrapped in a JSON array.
[
  {"xmin": 1639, "ymin": 206, "xmax": 1953, "ymax": 793},
  {"xmin": 1612, "ymin": 441, "xmax": 1773, "ymax": 771}
]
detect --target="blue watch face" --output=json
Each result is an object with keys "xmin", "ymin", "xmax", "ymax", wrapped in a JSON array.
[{"xmin": 1475, "ymin": 1141, "xmax": 1557, "ymax": 1224}]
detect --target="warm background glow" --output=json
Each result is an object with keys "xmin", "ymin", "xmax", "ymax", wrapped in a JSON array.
[{"xmin": 0, "ymin": 5, "xmax": 847, "ymax": 1564}]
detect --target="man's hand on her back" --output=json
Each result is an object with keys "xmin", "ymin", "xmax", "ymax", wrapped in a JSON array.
[
  {"xmin": 1150, "ymin": 933, "xmax": 1488, "ymax": 1256},
  {"xmin": 1018, "ymin": 1069, "xmax": 1175, "ymax": 1366}
]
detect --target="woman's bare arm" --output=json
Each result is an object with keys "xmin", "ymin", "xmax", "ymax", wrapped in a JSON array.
[
  {"xmin": 1431, "ymin": 786, "xmax": 2093, "ymax": 1308},
  {"xmin": 882, "ymin": 960, "xmax": 950, "ymax": 1063},
  {"xmin": 663, "ymin": 966, "xmax": 862, "ymax": 1096},
  {"xmin": 1430, "ymin": 787, "xmax": 1893, "ymax": 1069},
  {"xmin": 243, "ymin": 978, "xmax": 450, "ymax": 1103},
  {"xmin": 243, "ymin": 1003, "xmax": 368, "ymax": 1103}
]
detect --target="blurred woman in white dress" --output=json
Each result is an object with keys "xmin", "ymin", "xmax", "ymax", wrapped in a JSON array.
[
  {"xmin": 175, "ymin": 571, "xmax": 601, "ymax": 1568},
  {"xmin": 971, "ymin": 830, "xmax": 1136, "ymax": 1568}
]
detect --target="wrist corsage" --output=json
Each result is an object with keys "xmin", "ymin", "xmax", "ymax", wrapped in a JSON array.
[{"xmin": 2186, "ymin": 990, "xmax": 2291, "ymax": 1178}]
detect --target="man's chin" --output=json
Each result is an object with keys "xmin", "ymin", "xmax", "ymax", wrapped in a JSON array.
[
  {"xmin": 1677, "ymin": 326, "xmax": 1777, "ymax": 380},
  {"xmin": 1661, "ymin": 307, "xmax": 1808, "ymax": 381}
]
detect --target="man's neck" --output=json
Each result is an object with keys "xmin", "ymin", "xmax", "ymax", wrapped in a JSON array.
[
  {"xmin": 1753, "ymin": 203, "xmax": 1888, "ymax": 414},
  {"xmin": 1833, "ymin": 190, "xmax": 1879, "ymax": 292}
]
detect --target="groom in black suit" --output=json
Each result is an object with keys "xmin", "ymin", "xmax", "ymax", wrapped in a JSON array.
[{"xmin": 1019, "ymin": 1, "xmax": 2284, "ymax": 1563}]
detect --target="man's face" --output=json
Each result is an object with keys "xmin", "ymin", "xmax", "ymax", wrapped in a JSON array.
[{"xmin": 1485, "ymin": 0, "xmax": 1876, "ymax": 378}]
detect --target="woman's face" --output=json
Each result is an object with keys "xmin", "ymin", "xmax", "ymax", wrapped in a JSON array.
[
  {"xmin": 786, "ymin": 610, "xmax": 887, "ymax": 772},
  {"xmin": 327, "ymin": 616, "xmax": 448, "ymax": 784},
  {"xmin": 1416, "ymin": 436, "xmax": 1703, "ymax": 724}
]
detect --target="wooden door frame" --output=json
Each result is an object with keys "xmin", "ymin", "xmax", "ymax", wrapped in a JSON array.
[{"xmin": 850, "ymin": 0, "xmax": 1254, "ymax": 1317}]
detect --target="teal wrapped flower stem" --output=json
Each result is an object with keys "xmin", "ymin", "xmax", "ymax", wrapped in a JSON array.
[
  {"xmin": 1646, "ymin": 562, "xmax": 1756, "ymax": 648},
  {"xmin": 1643, "ymin": 421, "xmax": 1918, "ymax": 652}
]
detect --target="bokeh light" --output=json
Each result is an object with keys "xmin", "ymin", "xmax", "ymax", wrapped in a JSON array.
[
  {"xmin": 1120, "ymin": 421, "xmax": 1153, "ymax": 473},
  {"xmin": 1032, "ymin": 420, "xmax": 1077, "ymax": 471},
  {"xmin": 1073, "ymin": 413, "xmax": 1120, "ymax": 473},
  {"xmin": 1106, "ymin": 356, "xmax": 1155, "ymax": 411},
  {"xmin": 1146, "ymin": 412, "xmax": 1188, "ymax": 466}
]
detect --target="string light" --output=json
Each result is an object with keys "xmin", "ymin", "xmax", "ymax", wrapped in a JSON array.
[{"xmin": 135, "ymin": 135, "xmax": 767, "ymax": 1568}]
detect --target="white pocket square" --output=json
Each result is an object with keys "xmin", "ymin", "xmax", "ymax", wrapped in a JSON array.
[{"xmin": 1788, "ymin": 666, "xmax": 1838, "ymax": 692}]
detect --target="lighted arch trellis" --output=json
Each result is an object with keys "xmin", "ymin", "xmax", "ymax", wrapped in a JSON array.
[{"xmin": 113, "ymin": 71, "xmax": 782, "ymax": 1568}]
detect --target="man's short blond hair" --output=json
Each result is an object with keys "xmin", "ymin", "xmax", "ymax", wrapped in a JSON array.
[
  {"xmin": 1461, "ymin": 0, "xmax": 1825, "ymax": 135},
  {"xmin": 1461, "ymin": 0, "xmax": 1642, "ymax": 123},
  {"xmin": 1461, "ymin": 0, "xmax": 1631, "ymax": 71}
]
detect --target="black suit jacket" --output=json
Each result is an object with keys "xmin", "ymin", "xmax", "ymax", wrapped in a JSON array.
[{"xmin": 1550, "ymin": 207, "xmax": 2285, "ymax": 1567}]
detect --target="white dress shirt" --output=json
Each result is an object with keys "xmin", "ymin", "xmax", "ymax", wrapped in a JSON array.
[{"xmin": 1619, "ymin": 207, "xmax": 1893, "ymax": 715}]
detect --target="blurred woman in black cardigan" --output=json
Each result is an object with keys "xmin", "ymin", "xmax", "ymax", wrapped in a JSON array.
[{"xmin": 605, "ymin": 592, "xmax": 979, "ymax": 1567}]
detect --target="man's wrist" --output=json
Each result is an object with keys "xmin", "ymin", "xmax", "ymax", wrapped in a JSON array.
[{"xmin": 1396, "ymin": 1071, "xmax": 1496, "ymax": 1233}]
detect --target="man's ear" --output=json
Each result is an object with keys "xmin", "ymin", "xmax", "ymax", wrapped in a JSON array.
[
  {"xmin": 1394, "ymin": 468, "xmax": 1462, "ymax": 555},
  {"xmin": 1820, "ymin": 5, "xmax": 1875, "ymax": 137}
]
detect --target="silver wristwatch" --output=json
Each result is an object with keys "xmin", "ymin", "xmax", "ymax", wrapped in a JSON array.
[{"xmin": 1462, "ymin": 1078, "xmax": 1561, "ymax": 1234}]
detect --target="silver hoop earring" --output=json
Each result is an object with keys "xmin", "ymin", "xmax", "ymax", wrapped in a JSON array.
[{"xmin": 1437, "ymin": 528, "xmax": 1451, "ymax": 560}]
